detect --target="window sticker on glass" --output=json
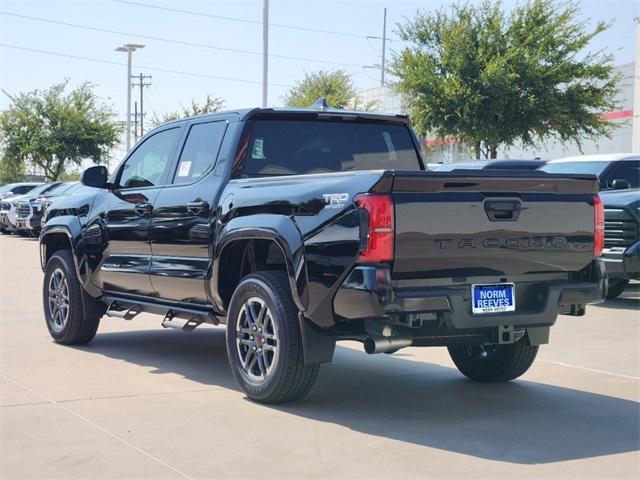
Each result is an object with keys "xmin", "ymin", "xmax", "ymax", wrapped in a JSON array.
[
  {"xmin": 252, "ymin": 138, "xmax": 266, "ymax": 159},
  {"xmin": 382, "ymin": 131, "xmax": 398, "ymax": 161},
  {"xmin": 177, "ymin": 161, "xmax": 192, "ymax": 177}
]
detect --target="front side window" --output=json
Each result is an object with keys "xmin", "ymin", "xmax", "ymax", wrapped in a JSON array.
[
  {"xmin": 173, "ymin": 121, "xmax": 227, "ymax": 184},
  {"xmin": 238, "ymin": 120, "xmax": 422, "ymax": 177},
  {"xmin": 607, "ymin": 161, "xmax": 640, "ymax": 188},
  {"xmin": 117, "ymin": 127, "xmax": 182, "ymax": 189}
]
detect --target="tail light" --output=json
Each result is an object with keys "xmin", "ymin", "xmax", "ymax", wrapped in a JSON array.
[
  {"xmin": 593, "ymin": 195, "xmax": 604, "ymax": 257},
  {"xmin": 355, "ymin": 194, "xmax": 394, "ymax": 263}
]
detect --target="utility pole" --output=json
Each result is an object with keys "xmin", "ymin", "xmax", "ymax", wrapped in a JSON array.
[
  {"xmin": 115, "ymin": 44, "xmax": 145, "ymax": 152},
  {"xmin": 381, "ymin": 7, "xmax": 387, "ymax": 86},
  {"xmin": 133, "ymin": 101, "xmax": 138, "ymax": 143},
  {"xmin": 132, "ymin": 73, "xmax": 152, "ymax": 138},
  {"xmin": 262, "ymin": 0, "xmax": 269, "ymax": 107}
]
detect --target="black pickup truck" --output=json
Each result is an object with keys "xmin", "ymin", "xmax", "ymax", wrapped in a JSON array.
[{"xmin": 40, "ymin": 107, "xmax": 606, "ymax": 403}]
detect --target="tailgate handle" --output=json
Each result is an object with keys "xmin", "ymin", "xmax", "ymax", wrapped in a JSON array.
[{"xmin": 484, "ymin": 200, "xmax": 521, "ymax": 221}]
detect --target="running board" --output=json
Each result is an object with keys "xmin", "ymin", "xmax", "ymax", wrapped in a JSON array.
[{"xmin": 103, "ymin": 295, "xmax": 220, "ymax": 329}]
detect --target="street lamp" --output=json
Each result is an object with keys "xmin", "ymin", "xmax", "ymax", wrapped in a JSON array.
[{"xmin": 115, "ymin": 43, "xmax": 145, "ymax": 152}]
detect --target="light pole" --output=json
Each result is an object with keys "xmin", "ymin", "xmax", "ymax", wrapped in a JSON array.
[
  {"xmin": 633, "ymin": 17, "xmax": 640, "ymax": 153},
  {"xmin": 262, "ymin": 0, "xmax": 269, "ymax": 107},
  {"xmin": 115, "ymin": 43, "xmax": 145, "ymax": 152}
]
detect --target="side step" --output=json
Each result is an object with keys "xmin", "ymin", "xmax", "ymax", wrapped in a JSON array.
[
  {"xmin": 161, "ymin": 311, "xmax": 202, "ymax": 333},
  {"xmin": 103, "ymin": 295, "xmax": 221, "ymax": 332},
  {"xmin": 106, "ymin": 301, "xmax": 142, "ymax": 320}
]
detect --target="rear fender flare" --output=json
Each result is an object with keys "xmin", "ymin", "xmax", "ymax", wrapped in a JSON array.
[{"xmin": 212, "ymin": 214, "xmax": 308, "ymax": 313}]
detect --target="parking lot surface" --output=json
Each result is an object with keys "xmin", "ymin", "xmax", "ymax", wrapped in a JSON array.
[{"xmin": 0, "ymin": 234, "xmax": 638, "ymax": 479}]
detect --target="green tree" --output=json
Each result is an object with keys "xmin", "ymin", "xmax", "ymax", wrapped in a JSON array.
[
  {"xmin": 0, "ymin": 81, "xmax": 121, "ymax": 180},
  {"xmin": 0, "ymin": 152, "xmax": 26, "ymax": 184},
  {"xmin": 153, "ymin": 95, "xmax": 225, "ymax": 126},
  {"xmin": 284, "ymin": 70, "xmax": 376, "ymax": 110},
  {"xmin": 391, "ymin": 0, "xmax": 619, "ymax": 159}
]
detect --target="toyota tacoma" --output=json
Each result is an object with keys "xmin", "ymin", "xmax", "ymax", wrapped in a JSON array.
[{"xmin": 40, "ymin": 106, "xmax": 606, "ymax": 403}]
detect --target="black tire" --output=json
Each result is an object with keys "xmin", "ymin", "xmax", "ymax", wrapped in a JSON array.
[
  {"xmin": 0, "ymin": 227, "xmax": 8, "ymax": 235},
  {"xmin": 43, "ymin": 249, "xmax": 105, "ymax": 345},
  {"xmin": 606, "ymin": 279, "xmax": 629, "ymax": 299},
  {"xmin": 226, "ymin": 271, "xmax": 320, "ymax": 404},
  {"xmin": 448, "ymin": 339, "xmax": 538, "ymax": 383}
]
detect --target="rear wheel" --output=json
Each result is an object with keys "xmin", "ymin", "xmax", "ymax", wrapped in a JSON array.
[
  {"xmin": 606, "ymin": 279, "xmax": 629, "ymax": 299},
  {"xmin": 448, "ymin": 339, "xmax": 538, "ymax": 383},
  {"xmin": 43, "ymin": 249, "xmax": 104, "ymax": 345},
  {"xmin": 226, "ymin": 271, "xmax": 320, "ymax": 404}
]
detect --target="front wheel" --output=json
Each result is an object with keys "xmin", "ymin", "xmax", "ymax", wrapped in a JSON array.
[
  {"xmin": 606, "ymin": 279, "xmax": 629, "ymax": 299},
  {"xmin": 226, "ymin": 271, "xmax": 320, "ymax": 404},
  {"xmin": 448, "ymin": 339, "xmax": 538, "ymax": 383},
  {"xmin": 43, "ymin": 249, "xmax": 104, "ymax": 345}
]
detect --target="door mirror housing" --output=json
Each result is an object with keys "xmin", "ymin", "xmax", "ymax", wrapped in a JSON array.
[
  {"xmin": 81, "ymin": 166, "xmax": 109, "ymax": 189},
  {"xmin": 610, "ymin": 178, "xmax": 631, "ymax": 190}
]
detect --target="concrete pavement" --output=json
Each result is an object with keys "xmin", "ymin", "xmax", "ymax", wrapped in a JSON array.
[{"xmin": 1, "ymin": 234, "xmax": 638, "ymax": 479}]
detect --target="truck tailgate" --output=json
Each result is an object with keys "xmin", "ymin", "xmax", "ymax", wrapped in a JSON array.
[{"xmin": 389, "ymin": 171, "xmax": 599, "ymax": 278}]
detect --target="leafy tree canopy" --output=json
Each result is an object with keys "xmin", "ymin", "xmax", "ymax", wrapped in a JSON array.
[
  {"xmin": 391, "ymin": 0, "xmax": 620, "ymax": 158},
  {"xmin": 284, "ymin": 70, "xmax": 376, "ymax": 111},
  {"xmin": 152, "ymin": 95, "xmax": 225, "ymax": 126},
  {"xmin": 0, "ymin": 81, "xmax": 121, "ymax": 180}
]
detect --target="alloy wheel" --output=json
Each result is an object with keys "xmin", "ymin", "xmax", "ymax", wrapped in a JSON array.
[
  {"xmin": 48, "ymin": 268, "xmax": 70, "ymax": 333},
  {"xmin": 235, "ymin": 297, "xmax": 279, "ymax": 383}
]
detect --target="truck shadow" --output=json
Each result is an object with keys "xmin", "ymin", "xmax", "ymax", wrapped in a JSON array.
[
  {"xmin": 84, "ymin": 327, "xmax": 639, "ymax": 465},
  {"xmin": 597, "ymin": 283, "xmax": 640, "ymax": 310}
]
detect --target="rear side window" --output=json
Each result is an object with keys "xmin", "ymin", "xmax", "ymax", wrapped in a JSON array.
[
  {"xmin": 239, "ymin": 120, "xmax": 421, "ymax": 177},
  {"xmin": 174, "ymin": 121, "xmax": 227, "ymax": 184}
]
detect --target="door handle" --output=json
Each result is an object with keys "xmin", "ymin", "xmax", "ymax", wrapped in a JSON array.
[
  {"xmin": 134, "ymin": 203, "xmax": 152, "ymax": 216},
  {"xmin": 187, "ymin": 201, "xmax": 209, "ymax": 214},
  {"xmin": 484, "ymin": 199, "xmax": 521, "ymax": 221}
]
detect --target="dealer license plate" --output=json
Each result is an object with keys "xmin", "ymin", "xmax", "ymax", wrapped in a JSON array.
[{"xmin": 471, "ymin": 283, "xmax": 515, "ymax": 314}]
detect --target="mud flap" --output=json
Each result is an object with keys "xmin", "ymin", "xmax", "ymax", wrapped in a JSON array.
[
  {"xmin": 526, "ymin": 326, "xmax": 550, "ymax": 346},
  {"xmin": 298, "ymin": 313, "xmax": 336, "ymax": 364}
]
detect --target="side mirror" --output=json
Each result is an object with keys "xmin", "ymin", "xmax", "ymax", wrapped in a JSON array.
[
  {"xmin": 610, "ymin": 178, "xmax": 630, "ymax": 190},
  {"xmin": 81, "ymin": 166, "xmax": 109, "ymax": 189}
]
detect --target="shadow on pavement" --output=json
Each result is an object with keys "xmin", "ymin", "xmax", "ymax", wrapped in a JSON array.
[
  {"xmin": 82, "ymin": 327, "xmax": 639, "ymax": 465},
  {"xmin": 597, "ymin": 283, "xmax": 640, "ymax": 310}
]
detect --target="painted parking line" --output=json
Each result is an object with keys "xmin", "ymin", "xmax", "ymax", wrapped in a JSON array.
[
  {"xmin": 0, "ymin": 372, "xmax": 194, "ymax": 480},
  {"xmin": 542, "ymin": 361, "xmax": 640, "ymax": 381}
]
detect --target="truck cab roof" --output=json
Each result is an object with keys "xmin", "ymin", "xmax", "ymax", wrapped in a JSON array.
[{"xmin": 158, "ymin": 107, "xmax": 411, "ymax": 128}]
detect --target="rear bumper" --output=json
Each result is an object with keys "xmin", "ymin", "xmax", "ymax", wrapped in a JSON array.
[
  {"xmin": 334, "ymin": 260, "xmax": 607, "ymax": 329},
  {"xmin": 601, "ymin": 242, "xmax": 640, "ymax": 279}
]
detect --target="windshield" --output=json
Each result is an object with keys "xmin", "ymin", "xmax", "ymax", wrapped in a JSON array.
[
  {"xmin": 28, "ymin": 183, "xmax": 62, "ymax": 196},
  {"xmin": 49, "ymin": 182, "xmax": 79, "ymax": 195},
  {"xmin": 239, "ymin": 120, "xmax": 422, "ymax": 177},
  {"xmin": 539, "ymin": 161, "xmax": 610, "ymax": 176}
]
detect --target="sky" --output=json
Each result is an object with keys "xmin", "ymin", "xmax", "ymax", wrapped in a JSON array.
[{"xmin": 0, "ymin": 0, "xmax": 638, "ymax": 165}]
